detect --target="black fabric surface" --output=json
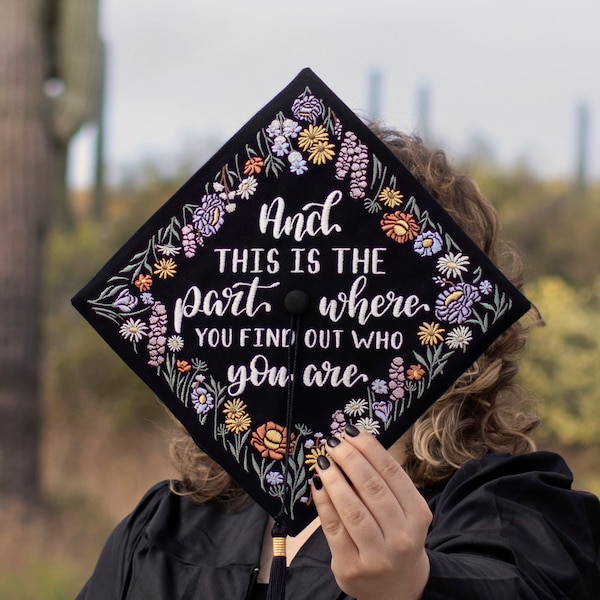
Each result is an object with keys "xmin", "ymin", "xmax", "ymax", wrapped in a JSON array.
[{"xmin": 76, "ymin": 451, "xmax": 600, "ymax": 599}]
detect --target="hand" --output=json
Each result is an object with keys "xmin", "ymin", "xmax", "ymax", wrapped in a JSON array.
[{"xmin": 311, "ymin": 424, "xmax": 432, "ymax": 600}]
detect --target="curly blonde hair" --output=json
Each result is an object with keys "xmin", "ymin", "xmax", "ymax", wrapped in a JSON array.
[{"xmin": 170, "ymin": 126, "xmax": 541, "ymax": 505}]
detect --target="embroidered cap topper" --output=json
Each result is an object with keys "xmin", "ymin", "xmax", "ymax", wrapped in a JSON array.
[{"xmin": 72, "ymin": 68, "xmax": 530, "ymax": 535}]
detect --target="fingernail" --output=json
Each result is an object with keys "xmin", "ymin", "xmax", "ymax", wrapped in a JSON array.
[
  {"xmin": 326, "ymin": 436, "xmax": 341, "ymax": 448},
  {"xmin": 312, "ymin": 475, "xmax": 323, "ymax": 490},
  {"xmin": 317, "ymin": 455, "xmax": 331, "ymax": 470},
  {"xmin": 344, "ymin": 423, "xmax": 360, "ymax": 437}
]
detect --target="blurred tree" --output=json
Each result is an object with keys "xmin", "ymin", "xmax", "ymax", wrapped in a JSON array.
[{"xmin": 0, "ymin": 0, "xmax": 101, "ymax": 503}]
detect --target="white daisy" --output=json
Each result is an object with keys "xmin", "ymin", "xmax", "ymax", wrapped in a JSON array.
[
  {"xmin": 344, "ymin": 398, "xmax": 368, "ymax": 417},
  {"xmin": 167, "ymin": 335, "xmax": 184, "ymax": 352},
  {"xmin": 119, "ymin": 318, "xmax": 148, "ymax": 343},
  {"xmin": 236, "ymin": 175, "xmax": 258, "ymax": 200},
  {"xmin": 356, "ymin": 417, "xmax": 381, "ymax": 436},
  {"xmin": 436, "ymin": 252, "xmax": 470, "ymax": 278},
  {"xmin": 156, "ymin": 243, "xmax": 181, "ymax": 257},
  {"xmin": 446, "ymin": 326, "xmax": 473, "ymax": 350}
]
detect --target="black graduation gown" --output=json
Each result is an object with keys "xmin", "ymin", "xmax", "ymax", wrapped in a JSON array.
[{"xmin": 76, "ymin": 452, "xmax": 600, "ymax": 599}]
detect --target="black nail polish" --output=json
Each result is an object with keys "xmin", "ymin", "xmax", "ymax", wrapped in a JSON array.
[
  {"xmin": 312, "ymin": 475, "xmax": 323, "ymax": 490},
  {"xmin": 345, "ymin": 423, "xmax": 360, "ymax": 437},
  {"xmin": 326, "ymin": 436, "xmax": 341, "ymax": 448},
  {"xmin": 317, "ymin": 455, "xmax": 331, "ymax": 470}
]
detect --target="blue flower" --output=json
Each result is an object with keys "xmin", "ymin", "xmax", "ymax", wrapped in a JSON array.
[
  {"xmin": 191, "ymin": 386, "xmax": 214, "ymax": 415},
  {"xmin": 266, "ymin": 471, "xmax": 284, "ymax": 486},
  {"xmin": 140, "ymin": 292, "xmax": 154, "ymax": 305},
  {"xmin": 371, "ymin": 378, "xmax": 389, "ymax": 394},
  {"xmin": 271, "ymin": 135, "xmax": 290, "ymax": 157},
  {"xmin": 479, "ymin": 280, "xmax": 493, "ymax": 295},
  {"xmin": 414, "ymin": 231, "xmax": 443, "ymax": 257}
]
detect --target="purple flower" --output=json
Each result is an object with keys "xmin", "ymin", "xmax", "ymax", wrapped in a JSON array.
[
  {"xmin": 113, "ymin": 288, "xmax": 138, "ymax": 313},
  {"xmin": 282, "ymin": 118, "xmax": 301, "ymax": 138},
  {"xmin": 479, "ymin": 280, "xmax": 493, "ymax": 295},
  {"xmin": 147, "ymin": 302, "xmax": 168, "ymax": 367},
  {"xmin": 435, "ymin": 283, "xmax": 481, "ymax": 324},
  {"xmin": 373, "ymin": 400, "xmax": 393, "ymax": 422},
  {"xmin": 271, "ymin": 135, "xmax": 290, "ymax": 157},
  {"xmin": 192, "ymin": 194, "xmax": 225, "ymax": 238},
  {"xmin": 388, "ymin": 357, "xmax": 405, "ymax": 402},
  {"xmin": 330, "ymin": 409, "xmax": 346, "ymax": 436},
  {"xmin": 191, "ymin": 385, "xmax": 214, "ymax": 415},
  {"xmin": 371, "ymin": 378, "xmax": 389, "ymax": 394},
  {"xmin": 291, "ymin": 94, "xmax": 322, "ymax": 123},
  {"xmin": 414, "ymin": 231, "xmax": 443, "ymax": 257},
  {"xmin": 266, "ymin": 471, "xmax": 284, "ymax": 486}
]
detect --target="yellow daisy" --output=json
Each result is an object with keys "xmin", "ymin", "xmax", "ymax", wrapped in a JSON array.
[
  {"xmin": 223, "ymin": 398, "xmax": 247, "ymax": 419},
  {"xmin": 225, "ymin": 412, "xmax": 252, "ymax": 434},
  {"xmin": 379, "ymin": 186, "xmax": 403, "ymax": 208},
  {"xmin": 297, "ymin": 124, "xmax": 329, "ymax": 151},
  {"xmin": 305, "ymin": 445, "xmax": 329, "ymax": 471},
  {"xmin": 153, "ymin": 258, "xmax": 177, "ymax": 279},
  {"xmin": 308, "ymin": 140, "xmax": 336, "ymax": 165},
  {"xmin": 417, "ymin": 322, "xmax": 445, "ymax": 345}
]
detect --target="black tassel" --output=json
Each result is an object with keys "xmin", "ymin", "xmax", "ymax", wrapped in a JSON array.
[{"xmin": 266, "ymin": 520, "xmax": 287, "ymax": 600}]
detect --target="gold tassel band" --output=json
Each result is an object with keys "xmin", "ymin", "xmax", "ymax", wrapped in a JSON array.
[{"xmin": 272, "ymin": 536, "xmax": 286, "ymax": 557}]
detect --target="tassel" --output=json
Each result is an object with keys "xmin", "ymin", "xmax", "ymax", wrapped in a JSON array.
[{"xmin": 266, "ymin": 520, "xmax": 288, "ymax": 600}]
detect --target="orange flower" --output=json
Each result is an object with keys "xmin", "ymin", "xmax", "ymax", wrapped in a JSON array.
[
  {"xmin": 407, "ymin": 364, "xmax": 426, "ymax": 381},
  {"xmin": 134, "ymin": 273, "xmax": 153, "ymax": 292},
  {"xmin": 176, "ymin": 360, "xmax": 192, "ymax": 373},
  {"xmin": 251, "ymin": 421, "xmax": 295, "ymax": 461},
  {"xmin": 244, "ymin": 156, "xmax": 264, "ymax": 175},
  {"xmin": 380, "ymin": 211, "xmax": 420, "ymax": 244}
]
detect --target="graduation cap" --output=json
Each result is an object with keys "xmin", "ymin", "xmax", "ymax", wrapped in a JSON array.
[{"xmin": 72, "ymin": 69, "xmax": 530, "ymax": 541}]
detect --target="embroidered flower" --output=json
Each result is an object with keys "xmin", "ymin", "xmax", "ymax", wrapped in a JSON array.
[
  {"xmin": 435, "ymin": 283, "xmax": 481, "ymax": 324},
  {"xmin": 379, "ymin": 186, "xmax": 403, "ymax": 208},
  {"xmin": 330, "ymin": 410, "xmax": 346, "ymax": 436},
  {"xmin": 291, "ymin": 94, "xmax": 322, "ymax": 123},
  {"xmin": 266, "ymin": 471, "xmax": 284, "ymax": 486},
  {"xmin": 407, "ymin": 364, "xmax": 426, "ymax": 381},
  {"xmin": 140, "ymin": 292, "xmax": 154, "ymax": 305},
  {"xmin": 181, "ymin": 224, "xmax": 199, "ymax": 258},
  {"xmin": 147, "ymin": 302, "xmax": 168, "ymax": 367},
  {"xmin": 167, "ymin": 335, "xmax": 184, "ymax": 352},
  {"xmin": 112, "ymin": 288, "xmax": 138, "ymax": 313},
  {"xmin": 305, "ymin": 445, "xmax": 329, "ymax": 471},
  {"xmin": 192, "ymin": 194, "xmax": 225, "ymax": 238},
  {"xmin": 225, "ymin": 412, "xmax": 252, "ymax": 434},
  {"xmin": 298, "ymin": 124, "xmax": 329, "ymax": 152},
  {"xmin": 479, "ymin": 279, "xmax": 493, "ymax": 295},
  {"xmin": 344, "ymin": 398, "xmax": 368, "ymax": 417},
  {"xmin": 177, "ymin": 360, "xmax": 192, "ymax": 373},
  {"xmin": 156, "ymin": 243, "xmax": 181, "ymax": 257},
  {"xmin": 271, "ymin": 135, "xmax": 290, "ymax": 157},
  {"xmin": 388, "ymin": 357, "xmax": 406, "ymax": 402},
  {"xmin": 417, "ymin": 322, "xmax": 445, "ymax": 345},
  {"xmin": 288, "ymin": 150, "xmax": 308, "ymax": 175},
  {"xmin": 251, "ymin": 421, "xmax": 295, "ymax": 461},
  {"xmin": 282, "ymin": 118, "xmax": 301, "ymax": 138},
  {"xmin": 191, "ymin": 385, "xmax": 214, "ymax": 415},
  {"xmin": 436, "ymin": 252, "xmax": 470, "ymax": 278},
  {"xmin": 236, "ymin": 175, "xmax": 258, "ymax": 199},
  {"xmin": 134, "ymin": 273, "xmax": 153, "ymax": 292},
  {"xmin": 119, "ymin": 318, "xmax": 148, "ymax": 342},
  {"xmin": 154, "ymin": 258, "xmax": 177, "ymax": 279},
  {"xmin": 414, "ymin": 231, "xmax": 443, "ymax": 257},
  {"xmin": 308, "ymin": 139, "xmax": 336, "ymax": 165},
  {"xmin": 244, "ymin": 156, "xmax": 264, "ymax": 175},
  {"xmin": 373, "ymin": 400, "xmax": 393, "ymax": 422},
  {"xmin": 371, "ymin": 378, "xmax": 389, "ymax": 394},
  {"xmin": 223, "ymin": 398, "xmax": 247, "ymax": 419},
  {"xmin": 356, "ymin": 417, "xmax": 381, "ymax": 436},
  {"xmin": 266, "ymin": 119, "xmax": 282, "ymax": 138},
  {"xmin": 380, "ymin": 211, "xmax": 420, "ymax": 244},
  {"xmin": 446, "ymin": 325, "xmax": 473, "ymax": 350}
]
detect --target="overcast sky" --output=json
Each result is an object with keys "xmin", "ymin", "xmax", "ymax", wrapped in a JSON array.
[{"xmin": 70, "ymin": 0, "xmax": 600, "ymax": 186}]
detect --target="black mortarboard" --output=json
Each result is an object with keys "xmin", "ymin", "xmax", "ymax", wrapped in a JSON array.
[{"xmin": 72, "ymin": 69, "xmax": 530, "ymax": 539}]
